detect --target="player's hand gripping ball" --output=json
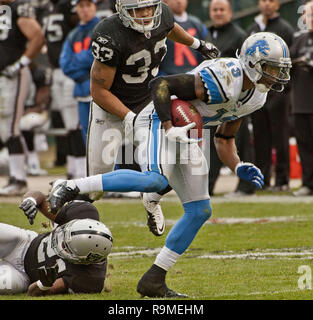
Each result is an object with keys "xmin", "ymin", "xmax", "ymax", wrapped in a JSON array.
[{"xmin": 171, "ymin": 99, "xmax": 203, "ymax": 141}]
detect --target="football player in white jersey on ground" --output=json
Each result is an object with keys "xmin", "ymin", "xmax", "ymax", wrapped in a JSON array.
[{"xmin": 49, "ymin": 32, "xmax": 291, "ymax": 298}]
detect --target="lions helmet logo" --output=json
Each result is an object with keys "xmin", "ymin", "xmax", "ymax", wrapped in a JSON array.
[{"xmin": 245, "ymin": 40, "xmax": 270, "ymax": 57}]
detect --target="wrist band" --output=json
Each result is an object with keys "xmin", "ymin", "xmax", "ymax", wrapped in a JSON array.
[
  {"xmin": 190, "ymin": 38, "xmax": 201, "ymax": 49},
  {"xmin": 20, "ymin": 55, "xmax": 31, "ymax": 66},
  {"xmin": 23, "ymin": 197, "xmax": 37, "ymax": 206},
  {"xmin": 234, "ymin": 162, "xmax": 243, "ymax": 174},
  {"xmin": 36, "ymin": 280, "xmax": 51, "ymax": 291}
]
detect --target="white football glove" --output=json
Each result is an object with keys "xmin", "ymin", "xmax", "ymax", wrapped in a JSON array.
[
  {"xmin": 122, "ymin": 111, "xmax": 136, "ymax": 140},
  {"xmin": 165, "ymin": 122, "xmax": 201, "ymax": 144},
  {"xmin": 1, "ymin": 55, "xmax": 31, "ymax": 78}
]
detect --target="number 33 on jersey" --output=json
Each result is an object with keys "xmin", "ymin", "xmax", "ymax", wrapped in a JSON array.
[{"xmin": 91, "ymin": 2, "xmax": 175, "ymax": 112}]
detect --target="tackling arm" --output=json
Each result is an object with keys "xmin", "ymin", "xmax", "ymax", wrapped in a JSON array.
[{"xmin": 167, "ymin": 23, "xmax": 219, "ymax": 59}]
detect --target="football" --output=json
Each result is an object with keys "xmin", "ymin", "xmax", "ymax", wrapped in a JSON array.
[{"xmin": 171, "ymin": 99, "xmax": 203, "ymax": 139}]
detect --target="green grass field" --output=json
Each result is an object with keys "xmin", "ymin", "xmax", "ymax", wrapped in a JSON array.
[{"xmin": 1, "ymin": 199, "xmax": 313, "ymax": 300}]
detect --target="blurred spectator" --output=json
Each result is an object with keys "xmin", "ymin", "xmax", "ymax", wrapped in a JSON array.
[
  {"xmin": 21, "ymin": 64, "xmax": 51, "ymax": 176},
  {"xmin": 247, "ymin": 0, "xmax": 294, "ymax": 191},
  {"xmin": 290, "ymin": 1, "xmax": 313, "ymax": 196},
  {"xmin": 96, "ymin": 0, "xmax": 115, "ymax": 20},
  {"xmin": 205, "ymin": 0, "xmax": 255, "ymax": 197},
  {"xmin": 206, "ymin": 0, "xmax": 246, "ymax": 57},
  {"xmin": 0, "ymin": 0, "xmax": 45, "ymax": 196},
  {"xmin": 42, "ymin": 0, "xmax": 87, "ymax": 179},
  {"xmin": 60, "ymin": 0, "xmax": 100, "ymax": 145},
  {"xmin": 159, "ymin": 0, "xmax": 208, "ymax": 75}
]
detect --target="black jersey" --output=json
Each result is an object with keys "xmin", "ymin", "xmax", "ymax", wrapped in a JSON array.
[
  {"xmin": 24, "ymin": 201, "xmax": 107, "ymax": 293},
  {"xmin": 91, "ymin": 2, "xmax": 174, "ymax": 113},
  {"xmin": 42, "ymin": 0, "xmax": 78, "ymax": 68},
  {"xmin": 0, "ymin": 0, "xmax": 36, "ymax": 72}
]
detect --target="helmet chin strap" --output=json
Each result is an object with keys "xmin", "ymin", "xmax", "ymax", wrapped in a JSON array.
[{"xmin": 255, "ymin": 82, "xmax": 271, "ymax": 93}]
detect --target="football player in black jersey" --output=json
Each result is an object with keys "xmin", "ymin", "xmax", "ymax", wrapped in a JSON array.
[
  {"xmin": 87, "ymin": 0, "xmax": 219, "ymax": 237},
  {"xmin": 0, "ymin": 0, "xmax": 45, "ymax": 195},
  {"xmin": 0, "ymin": 191, "xmax": 112, "ymax": 295},
  {"xmin": 43, "ymin": 0, "xmax": 87, "ymax": 180}
]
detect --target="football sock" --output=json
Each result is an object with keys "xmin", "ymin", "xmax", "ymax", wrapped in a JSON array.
[
  {"xmin": 9, "ymin": 154, "xmax": 26, "ymax": 181},
  {"xmin": 154, "ymin": 246, "xmax": 180, "ymax": 271},
  {"xmin": 74, "ymin": 156, "xmax": 86, "ymax": 179},
  {"xmin": 66, "ymin": 155, "xmax": 75, "ymax": 178},
  {"xmin": 165, "ymin": 199, "xmax": 212, "ymax": 255},
  {"xmin": 27, "ymin": 152, "xmax": 40, "ymax": 170},
  {"xmin": 73, "ymin": 170, "xmax": 168, "ymax": 194}
]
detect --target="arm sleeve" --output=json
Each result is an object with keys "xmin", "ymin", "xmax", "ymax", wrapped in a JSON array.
[
  {"xmin": 149, "ymin": 74, "xmax": 197, "ymax": 123},
  {"xmin": 62, "ymin": 261, "xmax": 107, "ymax": 293}
]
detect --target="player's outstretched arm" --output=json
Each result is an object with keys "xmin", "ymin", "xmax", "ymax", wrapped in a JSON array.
[
  {"xmin": 28, "ymin": 264, "xmax": 66, "ymax": 296},
  {"xmin": 215, "ymin": 119, "xmax": 264, "ymax": 189},
  {"xmin": 19, "ymin": 191, "xmax": 56, "ymax": 225},
  {"xmin": 167, "ymin": 23, "xmax": 219, "ymax": 59}
]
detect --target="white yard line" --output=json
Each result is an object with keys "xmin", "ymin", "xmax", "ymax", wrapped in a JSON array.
[
  {"xmin": 110, "ymin": 247, "xmax": 313, "ymax": 260},
  {"xmin": 212, "ymin": 288, "xmax": 303, "ymax": 298},
  {"xmin": 109, "ymin": 215, "xmax": 308, "ymax": 227}
]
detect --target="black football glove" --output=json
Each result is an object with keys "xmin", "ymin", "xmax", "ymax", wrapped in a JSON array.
[
  {"xmin": 37, "ymin": 264, "xmax": 59, "ymax": 288},
  {"xmin": 48, "ymin": 180, "xmax": 80, "ymax": 214},
  {"xmin": 197, "ymin": 40, "xmax": 220, "ymax": 60},
  {"xmin": 19, "ymin": 197, "xmax": 38, "ymax": 225}
]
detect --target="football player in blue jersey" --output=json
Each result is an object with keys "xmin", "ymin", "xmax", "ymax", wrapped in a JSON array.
[{"xmin": 48, "ymin": 32, "xmax": 291, "ymax": 298}]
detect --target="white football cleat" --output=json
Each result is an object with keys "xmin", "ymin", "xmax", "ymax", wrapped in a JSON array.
[{"xmin": 142, "ymin": 193, "xmax": 165, "ymax": 236}]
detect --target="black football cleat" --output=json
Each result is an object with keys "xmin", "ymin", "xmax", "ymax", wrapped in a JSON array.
[
  {"xmin": 48, "ymin": 180, "xmax": 80, "ymax": 214},
  {"xmin": 137, "ymin": 264, "xmax": 188, "ymax": 298}
]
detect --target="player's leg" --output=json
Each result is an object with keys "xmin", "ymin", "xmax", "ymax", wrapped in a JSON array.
[
  {"xmin": 60, "ymin": 74, "xmax": 86, "ymax": 179},
  {"xmin": 0, "ymin": 223, "xmax": 37, "ymax": 294},
  {"xmin": 86, "ymin": 101, "xmax": 124, "ymax": 200},
  {"xmin": 0, "ymin": 261, "xmax": 30, "ymax": 294},
  {"xmin": 0, "ymin": 67, "xmax": 31, "ymax": 195},
  {"xmin": 137, "ymin": 143, "xmax": 211, "ymax": 297}
]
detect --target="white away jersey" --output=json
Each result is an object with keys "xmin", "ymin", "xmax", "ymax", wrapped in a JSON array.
[{"xmin": 188, "ymin": 58, "xmax": 267, "ymax": 127}]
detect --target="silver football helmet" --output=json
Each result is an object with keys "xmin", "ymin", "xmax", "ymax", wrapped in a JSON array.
[
  {"xmin": 51, "ymin": 219, "xmax": 113, "ymax": 264},
  {"xmin": 115, "ymin": 0, "xmax": 162, "ymax": 34},
  {"xmin": 237, "ymin": 32, "xmax": 292, "ymax": 93}
]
